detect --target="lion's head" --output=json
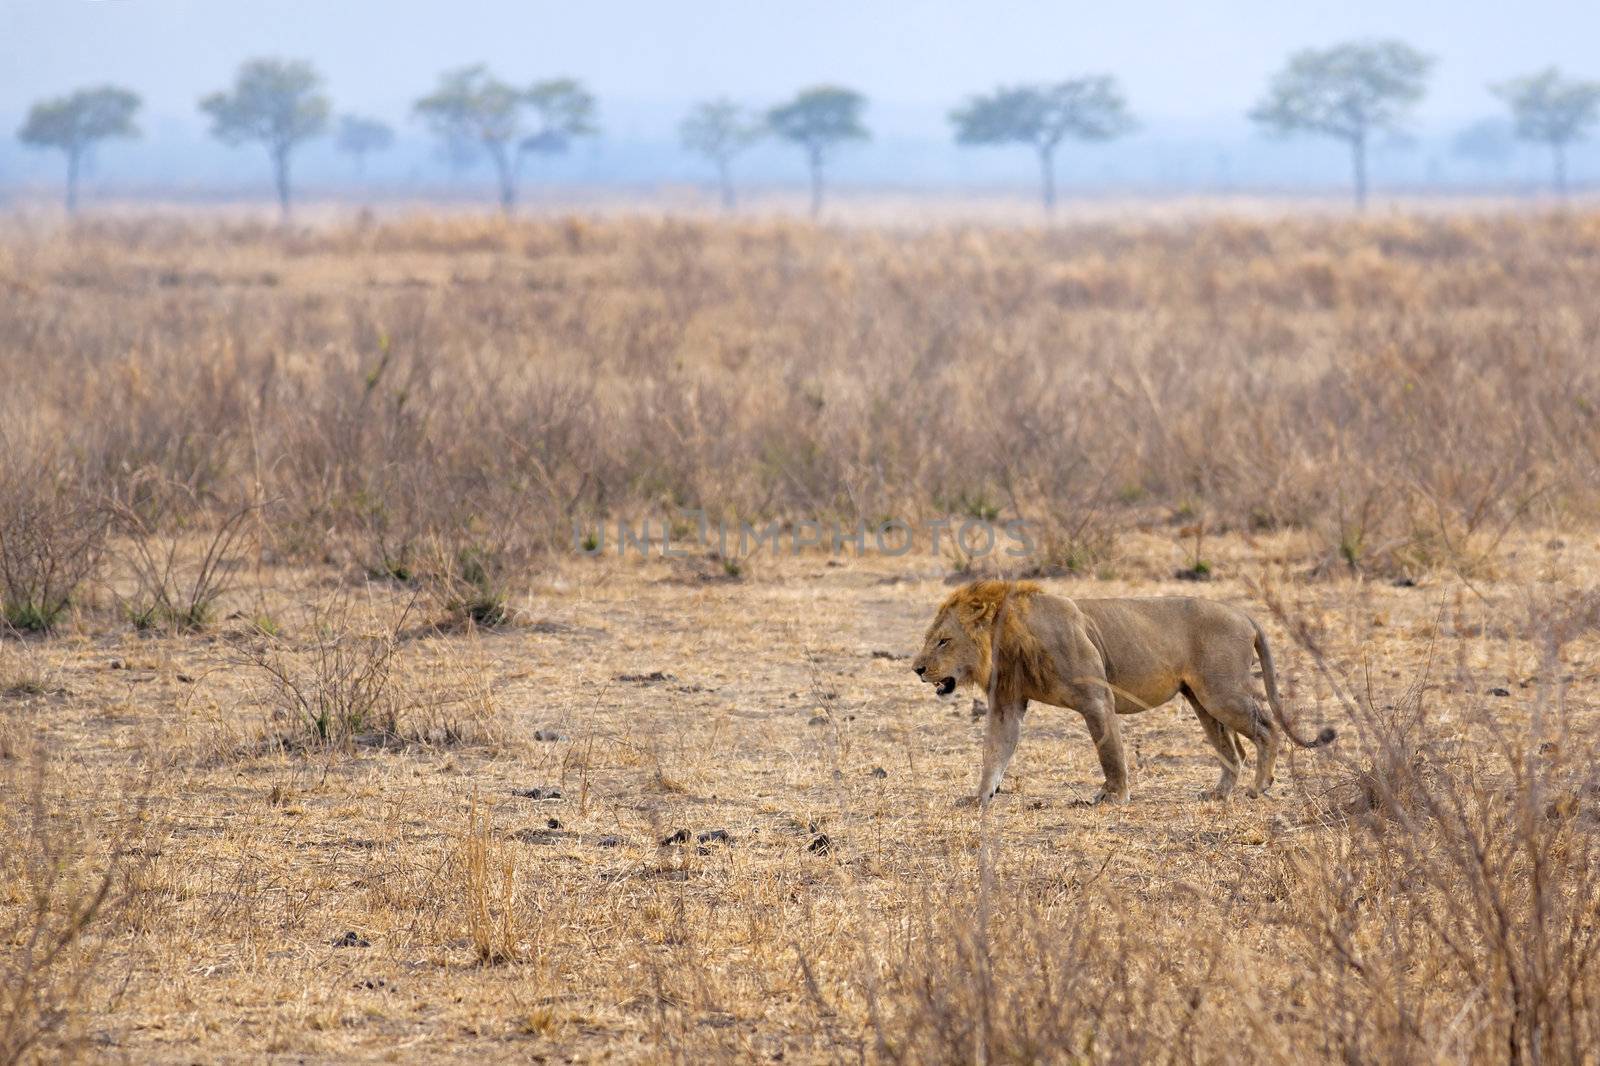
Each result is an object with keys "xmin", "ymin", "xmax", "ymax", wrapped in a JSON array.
[{"xmin": 911, "ymin": 580, "xmax": 1047, "ymax": 699}]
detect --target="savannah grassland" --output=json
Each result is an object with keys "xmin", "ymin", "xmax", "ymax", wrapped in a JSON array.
[{"xmin": 2, "ymin": 209, "xmax": 1600, "ymax": 1064}]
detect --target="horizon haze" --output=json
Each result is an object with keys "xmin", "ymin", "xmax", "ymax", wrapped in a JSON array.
[{"xmin": 4, "ymin": 0, "xmax": 1599, "ymax": 202}]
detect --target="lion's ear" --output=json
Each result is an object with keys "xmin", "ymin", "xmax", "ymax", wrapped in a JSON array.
[{"xmin": 960, "ymin": 598, "xmax": 998, "ymax": 624}]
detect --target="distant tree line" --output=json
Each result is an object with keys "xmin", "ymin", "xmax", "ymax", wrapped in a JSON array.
[{"xmin": 16, "ymin": 43, "xmax": 1600, "ymax": 217}]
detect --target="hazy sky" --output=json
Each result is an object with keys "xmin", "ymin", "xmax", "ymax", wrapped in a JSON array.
[{"xmin": 6, "ymin": 0, "xmax": 1600, "ymax": 130}]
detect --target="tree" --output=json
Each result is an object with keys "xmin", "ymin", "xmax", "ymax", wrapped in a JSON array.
[
  {"xmin": 1493, "ymin": 68, "xmax": 1600, "ymax": 197},
  {"xmin": 17, "ymin": 86, "xmax": 140, "ymax": 213},
  {"xmin": 414, "ymin": 68, "xmax": 596, "ymax": 212},
  {"xmin": 518, "ymin": 78, "xmax": 599, "ymax": 185},
  {"xmin": 200, "ymin": 59, "xmax": 329, "ymax": 220},
  {"xmin": 414, "ymin": 66, "xmax": 523, "ymax": 210},
  {"xmin": 951, "ymin": 77, "xmax": 1134, "ymax": 213},
  {"xmin": 336, "ymin": 115, "xmax": 395, "ymax": 176},
  {"xmin": 679, "ymin": 98, "xmax": 762, "ymax": 210},
  {"xmin": 1250, "ymin": 40, "xmax": 1432, "ymax": 209},
  {"xmin": 767, "ymin": 86, "xmax": 868, "ymax": 218}
]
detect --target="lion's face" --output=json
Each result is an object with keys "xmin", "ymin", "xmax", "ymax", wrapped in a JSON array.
[{"xmin": 911, "ymin": 607, "xmax": 988, "ymax": 697}]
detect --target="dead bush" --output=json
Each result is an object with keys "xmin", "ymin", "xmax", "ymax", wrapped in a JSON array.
[
  {"xmin": 109, "ymin": 476, "xmax": 256, "ymax": 632},
  {"xmin": 0, "ymin": 447, "xmax": 106, "ymax": 634},
  {"xmin": 1271, "ymin": 588, "xmax": 1600, "ymax": 1064},
  {"xmin": 0, "ymin": 749, "xmax": 143, "ymax": 1065},
  {"xmin": 235, "ymin": 592, "xmax": 508, "ymax": 752}
]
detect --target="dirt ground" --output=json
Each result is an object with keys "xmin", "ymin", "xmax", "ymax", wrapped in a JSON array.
[{"xmin": 5, "ymin": 526, "xmax": 1597, "ymax": 1063}]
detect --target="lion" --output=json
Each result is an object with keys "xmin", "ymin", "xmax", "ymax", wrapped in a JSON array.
[{"xmin": 910, "ymin": 580, "xmax": 1334, "ymax": 805}]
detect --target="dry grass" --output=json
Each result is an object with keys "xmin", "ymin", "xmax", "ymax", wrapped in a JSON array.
[{"xmin": 1, "ymin": 211, "xmax": 1598, "ymax": 1063}]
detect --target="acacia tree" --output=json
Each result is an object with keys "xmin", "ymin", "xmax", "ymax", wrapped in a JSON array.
[
  {"xmin": 680, "ymin": 98, "xmax": 762, "ymax": 210},
  {"xmin": 415, "ymin": 68, "xmax": 596, "ymax": 212},
  {"xmin": 951, "ymin": 77, "xmax": 1134, "ymax": 213},
  {"xmin": 200, "ymin": 59, "xmax": 329, "ymax": 220},
  {"xmin": 415, "ymin": 66, "xmax": 524, "ymax": 210},
  {"xmin": 336, "ymin": 115, "xmax": 395, "ymax": 176},
  {"xmin": 1250, "ymin": 40, "xmax": 1432, "ymax": 209},
  {"xmin": 1494, "ymin": 68, "xmax": 1600, "ymax": 197},
  {"xmin": 767, "ymin": 86, "xmax": 868, "ymax": 218},
  {"xmin": 518, "ymin": 78, "xmax": 599, "ymax": 186},
  {"xmin": 17, "ymin": 86, "xmax": 140, "ymax": 213}
]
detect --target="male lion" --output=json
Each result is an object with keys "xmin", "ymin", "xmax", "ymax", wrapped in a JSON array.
[{"xmin": 910, "ymin": 580, "xmax": 1334, "ymax": 805}]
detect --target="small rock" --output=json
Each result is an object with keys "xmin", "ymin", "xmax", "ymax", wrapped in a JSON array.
[
  {"xmin": 659, "ymin": 828, "xmax": 691, "ymax": 846},
  {"xmin": 511, "ymin": 786, "xmax": 563, "ymax": 800},
  {"xmin": 108, "ymin": 658, "xmax": 126, "ymax": 670},
  {"xmin": 869, "ymin": 767, "xmax": 888, "ymax": 779},
  {"xmin": 333, "ymin": 931, "xmax": 370, "ymax": 949},
  {"xmin": 595, "ymin": 835, "xmax": 623, "ymax": 848},
  {"xmin": 533, "ymin": 730, "xmax": 566, "ymax": 742},
  {"xmin": 696, "ymin": 829, "xmax": 731, "ymax": 845},
  {"xmin": 807, "ymin": 833, "xmax": 833, "ymax": 855},
  {"xmin": 546, "ymin": 817, "xmax": 562, "ymax": 830},
  {"xmin": 1488, "ymin": 687, "xmax": 1511, "ymax": 697},
  {"xmin": 807, "ymin": 715, "xmax": 829, "ymax": 726}
]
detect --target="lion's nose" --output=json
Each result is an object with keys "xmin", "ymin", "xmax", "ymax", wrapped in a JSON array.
[{"xmin": 914, "ymin": 664, "xmax": 926, "ymax": 675}]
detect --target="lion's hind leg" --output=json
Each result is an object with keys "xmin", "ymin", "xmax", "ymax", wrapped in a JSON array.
[
  {"xmin": 1183, "ymin": 687, "xmax": 1240, "ymax": 800},
  {"xmin": 1190, "ymin": 681, "xmax": 1279, "ymax": 797}
]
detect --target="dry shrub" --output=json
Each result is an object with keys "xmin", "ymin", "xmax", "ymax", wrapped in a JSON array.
[
  {"xmin": 6, "ymin": 213, "xmax": 1599, "ymax": 590},
  {"xmin": 0, "ymin": 749, "xmax": 141, "ymax": 1065},
  {"xmin": 1271, "ymin": 589, "xmax": 1600, "ymax": 1064},
  {"xmin": 109, "ymin": 476, "xmax": 256, "ymax": 632},
  {"xmin": 411, "ymin": 533, "xmax": 519, "ymax": 629},
  {"xmin": 238, "ymin": 604, "xmax": 404, "ymax": 750},
  {"xmin": 235, "ymin": 592, "xmax": 508, "ymax": 753},
  {"xmin": 0, "ymin": 443, "xmax": 106, "ymax": 634},
  {"xmin": 859, "ymin": 878, "xmax": 1226, "ymax": 1064}
]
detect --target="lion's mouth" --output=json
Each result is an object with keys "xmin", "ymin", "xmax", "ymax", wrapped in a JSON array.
[{"xmin": 935, "ymin": 676, "xmax": 957, "ymax": 696}]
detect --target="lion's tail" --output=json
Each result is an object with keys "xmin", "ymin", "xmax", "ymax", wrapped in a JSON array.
[{"xmin": 1252, "ymin": 619, "xmax": 1336, "ymax": 749}]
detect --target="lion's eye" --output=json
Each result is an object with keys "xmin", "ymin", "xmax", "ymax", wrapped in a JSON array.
[{"xmin": 937, "ymin": 638, "xmax": 949, "ymax": 648}]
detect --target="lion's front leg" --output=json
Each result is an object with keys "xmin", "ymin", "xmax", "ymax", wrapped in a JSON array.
[
  {"xmin": 977, "ymin": 700, "xmax": 1026, "ymax": 805},
  {"xmin": 1077, "ymin": 695, "xmax": 1130, "ymax": 805}
]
